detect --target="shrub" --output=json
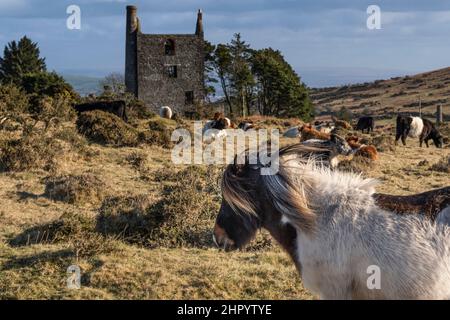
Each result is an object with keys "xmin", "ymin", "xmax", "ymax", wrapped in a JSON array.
[
  {"xmin": 76, "ymin": 110, "xmax": 139, "ymax": 146},
  {"xmin": 0, "ymin": 135, "xmax": 61, "ymax": 172},
  {"xmin": 127, "ymin": 98, "xmax": 156, "ymax": 120},
  {"xmin": 33, "ymin": 94, "xmax": 77, "ymax": 128},
  {"xmin": 9, "ymin": 211, "xmax": 116, "ymax": 257},
  {"xmin": 0, "ymin": 84, "xmax": 29, "ymax": 114},
  {"xmin": 97, "ymin": 165, "xmax": 272, "ymax": 250},
  {"xmin": 53, "ymin": 125, "xmax": 87, "ymax": 151},
  {"xmin": 97, "ymin": 166, "xmax": 220, "ymax": 247},
  {"xmin": 97, "ymin": 194, "xmax": 154, "ymax": 242},
  {"xmin": 22, "ymin": 72, "xmax": 79, "ymax": 113},
  {"xmin": 44, "ymin": 173, "xmax": 105, "ymax": 205},
  {"xmin": 138, "ymin": 118, "xmax": 173, "ymax": 148}
]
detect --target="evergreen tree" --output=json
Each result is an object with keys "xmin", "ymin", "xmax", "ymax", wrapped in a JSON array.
[
  {"xmin": 203, "ymin": 40, "xmax": 218, "ymax": 101},
  {"xmin": 212, "ymin": 44, "xmax": 233, "ymax": 115},
  {"xmin": 251, "ymin": 48, "xmax": 313, "ymax": 120},
  {"xmin": 0, "ymin": 36, "xmax": 46, "ymax": 85},
  {"xmin": 228, "ymin": 33, "xmax": 254, "ymax": 117}
]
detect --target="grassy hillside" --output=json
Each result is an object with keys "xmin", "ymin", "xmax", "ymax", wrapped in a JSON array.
[
  {"xmin": 1, "ymin": 112, "xmax": 449, "ymax": 299},
  {"xmin": 311, "ymin": 67, "xmax": 450, "ymax": 118}
]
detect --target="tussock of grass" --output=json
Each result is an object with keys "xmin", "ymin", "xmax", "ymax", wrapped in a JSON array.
[
  {"xmin": 125, "ymin": 151, "xmax": 148, "ymax": 170},
  {"xmin": 430, "ymin": 156, "xmax": 450, "ymax": 173},
  {"xmin": 44, "ymin": 173, "xmax": 105, "ymax": 205}
]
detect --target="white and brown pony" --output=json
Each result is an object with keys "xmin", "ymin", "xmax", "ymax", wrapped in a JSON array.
[
  {"xmin": 203, "ymin": 112, "xmax": 234, "ymax": 144},
  {"xmin": 213, "ymin": 145, "xmax": 450, "ymax": 299}
]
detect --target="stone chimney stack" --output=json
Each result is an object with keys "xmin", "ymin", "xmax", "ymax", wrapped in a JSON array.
[
  {"xmin": 195, "ymin": 9, "xmax": 204, "ymax": 38},
  {"xmin": 125, "ymin": 5, "xmax": 139, "ymax": 96}
]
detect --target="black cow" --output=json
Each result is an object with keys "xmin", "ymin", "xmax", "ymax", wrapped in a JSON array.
[
  {"xmin": 355, "ymin": 116, "xmax": 374, "ymax": 133},
  {"xmin": 73, "ymin": 100, "xmax": 128, "ymax": 122}
]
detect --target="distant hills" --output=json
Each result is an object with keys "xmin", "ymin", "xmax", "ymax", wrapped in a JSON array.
[
  {"xmin": 310, "ymin": 67, "xmax": 450, "ymax": 118},
  {"xmin": 62, "ymin": 67, "xmax": 450, "ymax": 120},
  {"xmin": 62, "ymin": 74, "xmax": 102, "ymax": 96}
]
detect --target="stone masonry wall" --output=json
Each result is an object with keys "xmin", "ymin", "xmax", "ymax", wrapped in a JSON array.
[{"xmin": 136, "ymin": 34, "xmax": 205, "ymax": 114}]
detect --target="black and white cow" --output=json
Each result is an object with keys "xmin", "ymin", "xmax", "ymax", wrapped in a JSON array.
[{"xmin": 395, "ymin": 115, "xmax": 443, "ymax": 148}]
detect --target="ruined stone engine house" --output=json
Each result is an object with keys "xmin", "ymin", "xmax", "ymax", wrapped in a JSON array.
[{"xmin": 125, "ymin": 5, "xmax": 205, "ymax": 114}]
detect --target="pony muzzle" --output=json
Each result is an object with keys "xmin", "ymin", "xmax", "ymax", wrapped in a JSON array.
[{"xmin": 213, "ymin": 224, "xmax": 236, "ymax": 251}]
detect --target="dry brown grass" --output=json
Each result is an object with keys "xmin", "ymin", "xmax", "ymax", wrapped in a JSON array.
[{"xmin": 0, "ymin": 116, "xmax": 449, "ymax": 300}]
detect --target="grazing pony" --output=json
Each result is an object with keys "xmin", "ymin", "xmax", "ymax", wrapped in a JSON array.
[
  {"xmin": 346, "ymin": 136, "xmax": 379, "ymax": 161},
  {"xmin": 355, "ymin": 116, "xmax": 374, "ymax": 133},
  {"xmin": 299, "ymin": 124, "xmax": 331, "ymax": 142},
  {"xmin": 395, "ymin": 115, "xmax": 443, "ymax": 148},
  {"xmin": 214, "ymin": 145, "xmax": 450, "ymax": 299},
  {"xmin": 300, "ymin": 134, "xmax": 354, "ymax": 168},
  {"xmin": 238, "ymin": 122, "xmax": 255, "ymax": 131},
  {"xmin": 159, "ymin": 106, "xmax": 173, "ymax": 119},
  {"xmin": 332, "ymin": 117, "xmax": 352, "ymax": 130},
  {"xmin": 373, "ymin": 186, "xmax": 450, "ymax": 222},
  {"xmin": 202, "ymin": 112, "xmax": 233, "ymax": 144}
]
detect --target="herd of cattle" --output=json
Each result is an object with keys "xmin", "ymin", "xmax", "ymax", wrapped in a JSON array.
[{"xmin": 72, "ymin": 101, "xmax": 446, "ymax": 159}]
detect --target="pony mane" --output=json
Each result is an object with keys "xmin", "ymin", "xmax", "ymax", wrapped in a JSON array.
[{"xmin": 222, "ymin": 144, "xmax": 333, "ymax": 233}]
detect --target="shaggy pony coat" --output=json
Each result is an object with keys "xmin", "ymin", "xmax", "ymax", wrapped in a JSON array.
[
  {"xmin": 221, "ymin": 146, "xmax": 450, "ymax": 299},
  {"xmin": 346, "ymin": 136, "xmax": 379, "ymax": 161},
  {"xmin": 299, "ymin": 125, "xmax": 331, "ymax": 142}
]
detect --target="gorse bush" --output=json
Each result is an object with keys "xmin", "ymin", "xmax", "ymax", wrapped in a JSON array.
[
  {"xmin": 0, "ymin": 135, "xmax": 61, "ymax": 172},
  {"xmin": 139, "ymin": 118, "xmax": 173, "ymax": 148},
  {"xmin": 53, "ymin": 125, "xmax": 88, "ymax": 151},
  {"xmin": 96, "ymin": 165, "xmax": 273, "ymax": 250},
  {"xmin": 0, "ymin": 84, "xmax": 29, "ymax": 114},
  {"xmin": 97, "ymin": 166, "xmax": 222, "ymax": 247},
  {"xmin": 76, "ymin": 110, "xmax": 140, "ymax": 146}
]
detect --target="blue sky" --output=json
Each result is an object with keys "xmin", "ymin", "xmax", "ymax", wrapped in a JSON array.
[{"xmin": 1, "ymin": 0, "xmax": 450, "ymax": 87}]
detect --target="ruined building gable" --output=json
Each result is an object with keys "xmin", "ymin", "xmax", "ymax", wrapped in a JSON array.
[{"xmin": 125, "ymin": 6, "xmax": 205, "ymax": 114}]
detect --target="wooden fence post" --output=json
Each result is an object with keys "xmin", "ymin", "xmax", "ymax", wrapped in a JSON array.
[{"xmin": 436, "ymin": 105, "xmax": 443, "ymax": 125}]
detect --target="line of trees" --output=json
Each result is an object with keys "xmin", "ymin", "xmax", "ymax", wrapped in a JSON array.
[{"xmin": 205, "ymin": 33, "xmax": 314, "ymax": 121}]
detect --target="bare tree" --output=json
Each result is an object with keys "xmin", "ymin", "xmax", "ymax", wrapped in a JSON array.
[{"xmin": 100, "ymin": 73, "xmax": 125, "ymax": 96}]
